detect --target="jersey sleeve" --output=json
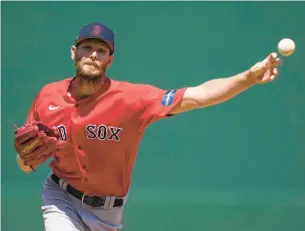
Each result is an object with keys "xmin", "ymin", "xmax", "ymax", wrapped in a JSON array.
[{"xmin": 138, "ymin": 84, "xmax": 188, "ymax": 127}]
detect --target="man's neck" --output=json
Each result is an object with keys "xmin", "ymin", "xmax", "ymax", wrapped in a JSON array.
[{"xmin": 69, "ymin": 76, "xmax": 106, "ymax": 101}]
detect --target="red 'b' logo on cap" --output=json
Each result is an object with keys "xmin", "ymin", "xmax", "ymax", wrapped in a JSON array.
[{"xmin": 91, "ymin": 25, "xmax": 102, "ymax": 35}]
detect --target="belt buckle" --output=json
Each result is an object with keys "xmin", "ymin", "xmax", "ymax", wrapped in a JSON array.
[
  {"xmin": 81, "ymin": 193, "xmax": 105, "ymax": 207},
  {"xmin": 81, "ymin": 194, "xmax": 87, "ymax": 203},
  {"xmin": 93, "ymin": 196, "xmax": 105, "ymax": 207}
]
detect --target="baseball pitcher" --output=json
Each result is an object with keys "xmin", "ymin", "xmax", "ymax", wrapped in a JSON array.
[{"xmin": 14, "ymin": 23, "xmax": 281, "ymax": 231}]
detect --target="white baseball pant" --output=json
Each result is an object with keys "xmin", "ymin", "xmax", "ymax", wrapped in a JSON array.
[{"xmin": 40, "ymin": 173, "xmax": 128, "ymax": 231}]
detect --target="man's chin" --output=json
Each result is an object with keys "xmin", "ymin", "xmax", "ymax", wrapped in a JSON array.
[
  {"xmin": 76, "ymin": 70, "xmax": 102, "ymax": 80},
  {"xmin": 75, "ymin": 65, "xmax": 106, "ymax": 81},
  {"xmin": 79, "ymin": 74, "xmax": 102, "ymax": 81}
]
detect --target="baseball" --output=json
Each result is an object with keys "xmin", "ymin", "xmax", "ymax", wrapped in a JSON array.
[{"xmin": 277, "ymin": 38, "xmax": 295, "ymax": 56}]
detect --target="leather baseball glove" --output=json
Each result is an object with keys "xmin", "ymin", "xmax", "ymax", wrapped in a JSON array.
[{"xmin": 14, "ymin": 121, "xmax": 66, "ymax": 170}]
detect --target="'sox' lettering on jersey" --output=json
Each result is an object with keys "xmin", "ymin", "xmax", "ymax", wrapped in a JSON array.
[
  {"xmin": 161, "ymin": 90, "xmax": 177, "ymax": 106},
  {"xmin": 57, "ymin": 125, "xmax": 67, "ymax": 141},
  {"xmin": 86, "ymin": 124, "xmax": 123, "ymax": 141},
  {"xmin": 97, "ymin": 125, "xmax": 107, "ymax": 140}
]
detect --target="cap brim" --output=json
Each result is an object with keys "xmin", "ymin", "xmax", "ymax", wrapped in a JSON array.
[{"xmin": 75, "ymin": 37, "xmax": 114, "ymax": 53}]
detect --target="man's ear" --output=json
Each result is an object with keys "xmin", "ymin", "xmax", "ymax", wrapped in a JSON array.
[
  {"xmin": 71, "ymin": 46, "xmax": 77, "ymax": 61},
  {"xmin": 107, "ymin": 55, "xmax": 114, "ymax": 68}
]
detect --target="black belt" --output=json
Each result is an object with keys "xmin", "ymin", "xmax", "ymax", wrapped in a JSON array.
[{"xmin": 51, "ymin": 174, "xmax": 123, "ymax": 208}]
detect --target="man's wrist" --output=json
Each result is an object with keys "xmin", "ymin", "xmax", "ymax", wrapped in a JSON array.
[
  {"xmin": 16, "ymin": 154, "xmax": 34, "ymax": 173},
  {"xmin": 236, "ymin": 70, "xmax": 256, "ymax": 86}
]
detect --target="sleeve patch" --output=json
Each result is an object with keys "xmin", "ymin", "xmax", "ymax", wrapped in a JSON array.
[{"xmin": 161, "ymin": 90, "xmax": 177, "ymax": 106}]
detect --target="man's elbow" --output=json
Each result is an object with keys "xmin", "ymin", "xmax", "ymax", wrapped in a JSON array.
[{"xmin": 169, "ymin": 99, "xmax": 201, "ymax": 115}]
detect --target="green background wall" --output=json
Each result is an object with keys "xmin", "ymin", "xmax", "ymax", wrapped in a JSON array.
[{"xmin": 2, "ymin": 2, "xmax": 305, "ymax": 231}]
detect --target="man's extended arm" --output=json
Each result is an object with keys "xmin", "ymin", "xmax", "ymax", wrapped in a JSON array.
[{"xmin": 170, "ymin": 53, "xmax": 281, "ymax": 115}]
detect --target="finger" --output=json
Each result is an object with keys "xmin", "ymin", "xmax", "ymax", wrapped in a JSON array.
[
  {"xmin": 275, "ymin": 58, "xmax": 281, "ymax": 66},
  {"xmin": 270, "ymin": 52, "xmax": 278, "ymax": 61},
  {"xmin": 261, "ymin": 53, "xmax": 275, "ymax": 70},
  {"xmin": 268, "ymin": 68, "xmax": 279, "ymax": 82},
  {"xmin": 267, "ymin": 53, "xmax": 275, "ymax": 68},
  {"xmin": 271, "ymin": 68, "xmax": 279, "ymax": 81},
  {"xmin": 262, "ymin": 74, "xmax": 270, "ymax": 82},
  {"xmin": 271, "ymin": 58, "xmax": 281, "ymax": 69},
  {"xmin": 261, "ymin": 68, "xmax": 275, "ymax": 83},
  {"xmin": 270, "ymin": 75, "xmax": 276, "ymax": 81}
]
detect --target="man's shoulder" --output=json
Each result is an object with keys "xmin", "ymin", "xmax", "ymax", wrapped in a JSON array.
[
  {"xmin": 38, "ymin": 77, "xmax": 72, "ymax": 96},
  {"xmin": 111, "ymin": 78, "xmax": 160, "ymax": 94}
]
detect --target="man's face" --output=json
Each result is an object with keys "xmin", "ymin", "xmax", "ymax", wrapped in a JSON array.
[{"xmin": 71, "ymin": 39, "xmax": 113, "ymax": 80}]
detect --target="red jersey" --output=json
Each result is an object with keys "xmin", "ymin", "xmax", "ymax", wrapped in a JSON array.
[{"xmin": 26, "ymin": 77, "xmax": 187, "ymax": 196}]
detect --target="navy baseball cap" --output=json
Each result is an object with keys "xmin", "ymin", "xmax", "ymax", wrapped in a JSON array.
[{"xmin": 75, "ymin": 23, "xmax": 115, "ymax": 55}]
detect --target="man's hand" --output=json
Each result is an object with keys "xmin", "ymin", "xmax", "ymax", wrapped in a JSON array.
[
  {"xmin": 169, "ymin": 52, "xmax": 282, "ymax": 115},
  {"xmin": 16, "ymin": 153, "xmax": 34, "ymax": 173},
  {"xmin": 246, "ymin": 52, "xmax": 281, "ymax": 84},
  {"xmin": 14, "ymin": 121, "xmax": 66, "ymax": 171}
]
